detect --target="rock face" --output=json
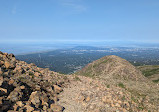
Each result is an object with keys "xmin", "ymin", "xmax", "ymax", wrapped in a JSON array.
[{"xmin": 0, "ymin": 51, "xmax": 67, "ymax": 112}]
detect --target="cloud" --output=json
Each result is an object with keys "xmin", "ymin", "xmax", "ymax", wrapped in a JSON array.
[{"xmin": 59, "ymin": 0, "xmax": 87, "ymax": 13}]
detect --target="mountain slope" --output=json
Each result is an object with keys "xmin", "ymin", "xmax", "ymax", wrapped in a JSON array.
[
  {"xmin": 76, "ymin": 55, "xmax": 147, "ymax": 81},
  {"xmin": 138, "ymin": 65, "xmax": 159, "ymax": 83},
  {"xmin": 75, "ymin": 55, "xmax": 159, "ymax": 111},
  {"xmin": 0, "ymin": 51, "xmax": 68, "ymax": 111},
  {"xmin": 0, "ymin": 51, "xmax": 159, "ymax": 112}
]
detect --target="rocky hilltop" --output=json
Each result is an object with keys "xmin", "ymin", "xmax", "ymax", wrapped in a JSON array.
[
  {"xmin": 0, "ymin": 51, "xmax": 159, "ymax": 112},
  {"xmin": 76, "ymin": 55, "xmax": 147, "ymax": 81}
]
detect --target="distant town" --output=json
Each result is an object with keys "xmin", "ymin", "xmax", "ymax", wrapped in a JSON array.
[{"xmin": 16, "ymin": 46, "xmax": 159, "ymax": 74}]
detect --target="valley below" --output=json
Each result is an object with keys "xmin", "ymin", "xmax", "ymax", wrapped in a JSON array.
[{"xmin": 16, "ymin": 46, "xmax": 159, "ymax": 74}]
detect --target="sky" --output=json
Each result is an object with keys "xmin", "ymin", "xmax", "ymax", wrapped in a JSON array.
[{"xmin": 0, "ymin": 0, "xmax": 159, "ymax": 43}]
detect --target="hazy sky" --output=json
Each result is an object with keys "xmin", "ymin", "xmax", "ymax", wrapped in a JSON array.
[{"xmin": 0, "ymin": 0, "xmax": 159, "ymax": 43}]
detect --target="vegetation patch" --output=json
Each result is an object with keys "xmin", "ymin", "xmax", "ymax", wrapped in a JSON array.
[
  {"xmin": 142, "ymin": 68, "xmax": 159, "ymax": 77},
  {"xmin": 122, "ymin": 96, "xmax": 126, "ymax": 101},
  {"xmin": 131, "ymin": 96, "xmax": 138, "ymax": 103},
  {"xmin": 118, "ymin": 82, "xmax": 125, "ymax": 88},
  {"xmin": 74, "ymin": 75, "xmax": 81, "ymax": 81},
  {"xmin": 92, "ymin": 63, "xmax": 99, "ymax": 68},
  {"xmin": 138, "ymin": 106, "xmax": 144, "ymax": 110},
  {"xmin": 81, "ymin": 70, "xmax": 93, "ymax": 77},
  {"xmin": 152, "ymin": 79, "xmax": 159, "ymax": 83},
  {"xmin": 100, "ymin": 59, "xmax": 109, "ymax": 64}
]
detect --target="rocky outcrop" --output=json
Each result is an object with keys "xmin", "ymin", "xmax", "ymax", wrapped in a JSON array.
[{"xmin": 0, "ymin": 51, "xmax": 67, "ymax": 112}]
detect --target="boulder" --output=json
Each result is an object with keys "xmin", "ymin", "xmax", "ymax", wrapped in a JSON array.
[
  {"xmin": 85, "ymin": 96, "xmax": 91, "ymax": 102},
  {"xmin": 0, "ymin": 97, "xmax": 3, "ymax": 104},
  {"xmin": 0, "ymin": 76, "xmax": 3, "ymax": 86},
  {"xmin": 53, "ymin": 85, "xmax": 63, "ymax": 93},
  {"xmin": 0, "ymin": 61, "xmax": 4, "ymax": 66},
  {"xmin": 9, "ymin": 53, "xmax": 15, "ymax": 58},
  {"xmin": 13, "ymin": 104, "xmax": 18, "ymax": 111},
  {"xmin": 35, "ymin": 85, "xmax": 40, "ymax": 91},
  {"xmin": 16, "ymin": 101, "xmax": 24, "ymax": 107},
  {"xmin": 29, "ymin": 91, "xmax": 40, "ymax": 108},
  {"xmin": 43, "ymin": 105, "xmax": 48, "ymax": 111},
  {"xmin": 0, "ymin": 70, "xmax": 3, "ymax": 75},
  {"xmin": 20, "ymin": 85, "xmax": 25, "ymax": 90},
  {"xmin": 50, "ymin": 104, "xmax": 63, "ymax": 112},
  {"xmin": 0, "ymin": 87, "xmax": 7, "ymax": 94},
  {"xmin": 24, "ymin": 104, "xmax": 34, "ymax": 112},
  {"xmin": 7, "ymin": 87, "xmax": 22, "ymax": 102},
  {"xmin": 78, "ymin": 95, "xmax": 85, "ymax": 102},
  {"xmin": 8, "ymin": 79, "xmax": 14, "ymax": 85},
  {"xmin": 34, "ymin": 72, "xmax": 40, "ymax": 77},
  {"xmin": 102, "ymin": 96, "xmax": 112, "ymax": 104},
  {"xmin": 4, "ymin": 61, "xmax": 11, "ymax": 69},
  {"xmin": 46, "ymin": 86, "xmax": 53, "ymax": 93},
  {"xmin": 41, "ymin": 92, "xmax": 49, "ymax": 105},
  {"xmin": 3, "ymin": 52, "xmax": 8, "ymax": 56}
]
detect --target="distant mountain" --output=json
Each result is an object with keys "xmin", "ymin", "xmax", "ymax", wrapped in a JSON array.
[
  {"xmin": 71, "ymin": 46, "xmax": 99, "ymax": 50},
  {"xmin": 70, "ymin": 46, "xmax": 109, "ymax": 50}
]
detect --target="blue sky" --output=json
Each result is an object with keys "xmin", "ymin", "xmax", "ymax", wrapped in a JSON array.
[{"xmin": 0, "ymin": 0, "xmax": 159, "ymax": 43}]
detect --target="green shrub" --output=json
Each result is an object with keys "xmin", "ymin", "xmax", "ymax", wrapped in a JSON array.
[
  {"xmin": 152, "ymin": 79, "xmax": 159, "ymax": 83},
  {"xmin": 118, "ymin": 82, "xmax": 125, "ymax": 88},
  {"xmin": 131, "ymin": 96, "xmax": 138, "ymax": 103},
  {"xmin": 122, "ymin": 96, "xmax": 126, "ymax": 101},
  {"xmin": 138, "ymin": 106, "xmax": 144, "ymax": 110}
]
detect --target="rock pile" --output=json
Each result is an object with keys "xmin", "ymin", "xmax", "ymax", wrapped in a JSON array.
[
  {"xmin": 0, "ymin": 51, "xmax": 67, "ymax": 112},
  {"xmin": 58, "ymin": 75, "xmax": 159, "ymax": 112}
]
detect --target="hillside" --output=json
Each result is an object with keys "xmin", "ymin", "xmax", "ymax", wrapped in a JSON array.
[
  {"xmin": 0, "ymin": 51, "xmax": 68, "ymax": 111},
  {"xmin": 138, "ymin": 65, "xmax": 159, "ymax": 83},
  {"xmin": 0, "ymin": 51, "xmax": 159, "ymax": 112},
  {"xmin": 76, "ymin": 55, "xmax": 147, "ymax": 81},
  {"xmin": 75, "ymin": 55, "xmax": 159, "ymax": 111}
]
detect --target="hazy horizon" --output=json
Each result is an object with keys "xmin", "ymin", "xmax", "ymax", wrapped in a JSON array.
[
  {"xmin": 0, "ymin": 41, "xmax": 159, "ymax": 55},
  {"xmin": 0, "ymin": 0, "xmax": 159, "ymax": 54}
]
